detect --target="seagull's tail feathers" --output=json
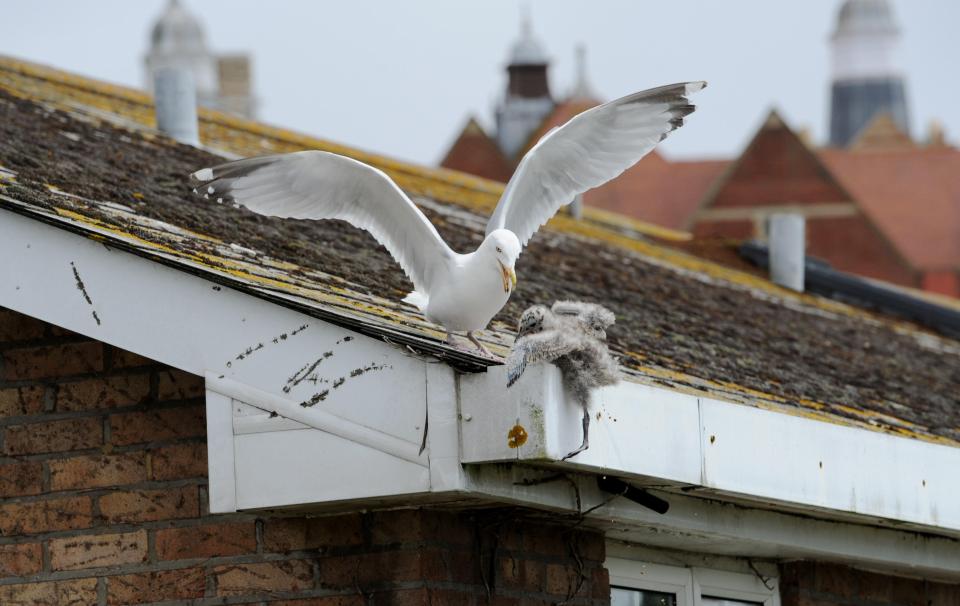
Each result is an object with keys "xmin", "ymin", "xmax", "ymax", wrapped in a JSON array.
[{"xmin": 402, "ymin": 291, "xmax": 429, "ymax": 312}]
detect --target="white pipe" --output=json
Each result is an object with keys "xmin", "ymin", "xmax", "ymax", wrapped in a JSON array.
[
  {"xmin": 205, "ymin": 373, "xmax": 427, "ymax": 467},
  {"xmin": 769, "ymin": 213, "xmax": 805, "ymax": 292},
  {"xmin": 153, "ymin": 67, "xmax": 200, "ymax": 146}
]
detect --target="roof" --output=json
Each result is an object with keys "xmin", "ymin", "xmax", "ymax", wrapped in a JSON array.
[
  {"xmin": 2, "ymin": 56, "xmax": 960, "ymax": 448},
  {"xmin": 587, "ymin": 154, "xmax": 728, "ymax": 229},
  {"xmin": 692, "ymin": 109, "xmax": 960, "ymax": 274},
  {"xmin": 446, "ymin": 97, "xmax": 727, "ymax": 230},
  {"xmin": 822, "ymin": 146, "xmax": 960, "ymax": 271},
  {"xmin": 439, "ymin": 117, "xmax": 515, "ymax": 183}
]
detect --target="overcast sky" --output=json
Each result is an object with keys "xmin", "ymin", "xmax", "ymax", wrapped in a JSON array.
[{"xmin": 4, "ymin": 1, "xmax": 958, "ymax": 165}]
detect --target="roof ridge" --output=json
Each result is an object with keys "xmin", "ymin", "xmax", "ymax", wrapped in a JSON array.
[{"xmin": 0, "ymin": 54, "xmax": 924, "ymax": 327}]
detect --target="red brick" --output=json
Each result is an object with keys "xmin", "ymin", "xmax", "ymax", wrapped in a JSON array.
[
  {"xmin": 0, "ymin": 310, "xmax": 46, "ymax": 342},
  {"xmin": 106, "ymin": 567, "xmax": 205, "ymax": 605},
  {"xmin": 109, "ymin": 405, "xmax": 205, "ymax": 445},
  {"xmin": 422, "ymin": 510, "xmax": 473, "ymax": 545},
  {"xmin": 98, "ymin": 485, "xmax": 199, "ymax": 524},
  {"xmin": 368, "ymin": 588, "xmax": 428, "ymax": 606},
  {"xmin": 316, "ymin": 554, "xmax": 361, "ymax": 589},
  {"xmin": 49, "ymin": 530, "xmax": 148, "ymax": 571},
  {"xmin": 0, "ymin": 495, "xmax": 93, "ymax": 534},
  {"xmin": 46, "ymin": 324, "xmax": 75, "ymax": 337},
  {"xmin": 371, "ymin": 509, "xmax": 424, "ymax": 543},
  {"xmin": 271, "ymin": 597, "xmax": 364, "ymax": 606},
  {"xmin": 422, "ymin": 548, "xmax": 475, "ymax": 584},
  {"xmin": 591, "ymin": 566, "xmax": 610, "ymax": 599},
  {"xmin": 0, "ymin": 577, "xmax": 98, "ymax": 605},
  {"xmin": 0, "ymin": 385, "xmax": 45, "ymax": 417},
  {"xmin": 109, "ymin": 347, "xmax": 154, "ymax": 370},
  {"xmin": 1, "ymin": 341, "xmax": 103, "ymax": 380},
  {"xmin": 545, "ymin": 563, "xmax": 580, "ymax": 597},
  {"xmin": 263, "ymin": 514, "xmax": 364, "ymax": 553},
  {"xmin": 155, "ymin": 521, "xmax": 257, "ymax": 560},
  {"xmin": 926, "ymin": 582, "xmax": 960, "ymax": 606},
  {"xmin": 890, "ymin": 574, "xmax": 928, "ymax": 606},
  {"xmin": 499, "ymin": 556, "xmax": 544, "ymax": 591},
  {"xmin": 2, "ymin": 417, "xmax": 103, "ymax": 455},
  {"xmin": 56, "ymin": 374, "xmax": 150, "ymax": 411},
  {"xmin": 157, "ymin": 369, "xmax": 204, "ymax": 400},
  {"xmin": 320, "ymin": 551, "xmax": 422, "ymax": 586},
  {"xmin": 0, "ymin": 543, "xmax": 42, "ymax": 577},
  {"xmin": 213, "ymin": 559, "xmax": 314, "ymax": 596},
  {"xmin": 149, "ymin": 442, "xmax": 207, "ymax": 481},
  {"xmin": 576, "ymin": 530, "xmax": 605, "ymax": 562},
  {"xmin": 49, "ymin": 452, "xmax": 146, "ymax": 491},
  {"xmin": 0, "ymin": 460, "xmax": 45, "ymax": 496},
  {"xmin": 524, "ymin": 525, "xmax": 569, "ymax": 558}
]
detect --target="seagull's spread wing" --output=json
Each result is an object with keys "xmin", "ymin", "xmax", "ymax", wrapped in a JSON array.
[
  {"xmin": 192, "ymin": 151, "xmax": 455, "ymax": 294},
  {"xmin": 486, "ymin": 81, "xmax": 706, "ymax": 246}
]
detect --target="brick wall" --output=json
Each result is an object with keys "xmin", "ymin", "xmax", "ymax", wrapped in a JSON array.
[
  {"xmin": 0, "ymin": 307, "xmax": 609, "ymax": 605},
  {"xmin": 780, "ymin": 561, "xmax": 960, "ymax": 606}
]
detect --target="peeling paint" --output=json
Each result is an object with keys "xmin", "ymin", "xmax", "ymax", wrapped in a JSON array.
[
  {"xmin": 69, "ymin": 261, "xmax": 100, "ymax": 326},
  {"xmin": 283, "ymin": 351, "xmax": 334, "ymax": 393},
  {"xmin": 349, "ymin": 362, "xmax": 391, "ymax": 378},
  {"xmin": 299, "ymin": 390, "xmax": 329, "ymax": 407}
]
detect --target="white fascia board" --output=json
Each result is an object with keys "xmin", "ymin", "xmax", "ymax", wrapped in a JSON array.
[
  {"xmin": 460, "ymin": 364, "xmax": 960, "ymax": 536},
  {"xmin": 0, "ymin": 208, "xmax": 451, "ymax": 509}
]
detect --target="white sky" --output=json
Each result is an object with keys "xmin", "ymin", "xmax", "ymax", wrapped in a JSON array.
[{"xmin": 3, "ymin": 1, "xmax": 958, "ymax": 165}]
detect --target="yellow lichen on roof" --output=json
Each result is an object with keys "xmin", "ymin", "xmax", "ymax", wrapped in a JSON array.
[
  {"xmin": 0, "ymin": 57, "xmax": 886, "ymax": 326},
  {"xmin": 3, "ymin": 55, "xmax": 956, "ymax": 448}
]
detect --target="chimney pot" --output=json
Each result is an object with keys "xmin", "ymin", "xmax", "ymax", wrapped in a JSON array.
[
  {"xmin": 769, "ymin": 213, "xmax": 806, "ymax": 292},
  {"xmin": 153, "ymin": 67, "xmax": 199, "ymax": 146}
]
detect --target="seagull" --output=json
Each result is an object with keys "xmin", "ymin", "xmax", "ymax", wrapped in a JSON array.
[
  {"xmin": 191, "ymin": 82, "xmax": 705, "ymax": 355},
  {"xmin": 506, "ymin": 301, "xmax": 620, "ymax": 459}
]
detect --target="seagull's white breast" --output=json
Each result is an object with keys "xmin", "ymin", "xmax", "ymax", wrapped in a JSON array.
[{"xmin": 423, "ymin": 250, "xmax": 512, "ymax": 332}]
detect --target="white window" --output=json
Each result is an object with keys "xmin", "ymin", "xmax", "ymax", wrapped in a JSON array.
[{"xmin": 608, "ymin": 559, "xmax": 779, "ymax": 606}]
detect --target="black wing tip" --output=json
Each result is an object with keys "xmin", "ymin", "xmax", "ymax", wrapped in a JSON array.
[{"xmin": 619, "ymin": 81, "xmax": 708, "ymax": 107}]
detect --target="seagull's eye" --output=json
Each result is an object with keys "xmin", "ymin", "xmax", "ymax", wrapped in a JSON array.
[{"xmin": 496, "ymin": 247, "xmax": 502, "ymax": 253}]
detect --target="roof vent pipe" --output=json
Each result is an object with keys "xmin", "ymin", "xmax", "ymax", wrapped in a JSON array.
[
  {"xmin": 153, "ymin": 66, "xmax": 199, "ymax": 146},
  {"xmin": 568, "ymin": 194, "xmax": 584, "ymax": 220},
  {"xmin": 769, "ymin": 213, "xmax": 806, "ymax": 292}
]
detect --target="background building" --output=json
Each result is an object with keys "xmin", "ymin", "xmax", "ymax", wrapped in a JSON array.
[
  {"xmin": 441, "ymin": 0, "xmax": 959, "ymax": 296},
  {"xmin": 144, "ymin": 0, "xmax": 256, "ymax": 119}
]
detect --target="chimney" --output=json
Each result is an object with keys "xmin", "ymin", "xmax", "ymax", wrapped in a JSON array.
[
  {"xmin": 769, "ymin": 213, "xmax": 805, "ymax": 292},
  {"xmin": 568, "ymin": 194, "xmax": 584, "ymax": 220},
  {"xmin": 153, "ymin": 66, "xmax": 200, "ymax": 146}
]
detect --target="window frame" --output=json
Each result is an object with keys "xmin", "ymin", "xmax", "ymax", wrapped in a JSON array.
[{"xmin": 607, "ymin": 558, "xmax": 780, "ymax": 606}]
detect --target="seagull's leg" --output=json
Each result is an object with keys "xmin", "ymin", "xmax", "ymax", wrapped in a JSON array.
[
  {"xmin": 466, "ymin": 331, "xmax": 494, "ymax": 357},
  {"xmin": 562, "ymin": 406, "xmax": 591, "ymax": 460}
]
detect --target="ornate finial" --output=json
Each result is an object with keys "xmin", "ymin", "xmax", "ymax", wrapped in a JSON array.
[
  {"xmin": 520, "ymin": 3, "xmax": 532, "ymax": 36},
  {"xmin": 569, "ymin": 44, "xmax": 597, "ymax": 101}
]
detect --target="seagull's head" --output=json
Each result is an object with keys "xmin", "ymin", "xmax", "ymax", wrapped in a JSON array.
[
  {"xmin": 485, "ymin": 229, "xmax": 521, "ymax": 293},
  {"xmin": 516, "ymin": 304, "xmax": 550, "ymax": 338}
]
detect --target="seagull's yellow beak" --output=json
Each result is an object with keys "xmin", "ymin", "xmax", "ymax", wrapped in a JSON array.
[{"xmin": 498, "ymin": 261, "xmax": 517, "ymax": 293}]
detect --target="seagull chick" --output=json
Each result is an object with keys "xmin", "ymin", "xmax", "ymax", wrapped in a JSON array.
[
  {"xmin": 507, "ymin": 302, "xmax": 620, "ymax": 460},
  {"xmin": 190, "ymin": 82, "xmax": 705, "ymax": 356}
]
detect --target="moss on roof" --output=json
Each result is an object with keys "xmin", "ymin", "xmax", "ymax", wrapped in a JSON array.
[{"xmin": 1, "ymin": 58, "xmax": 959, "ymax": 447}]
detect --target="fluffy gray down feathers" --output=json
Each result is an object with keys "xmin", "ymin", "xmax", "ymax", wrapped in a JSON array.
[{"xmin": 506, "ymin": 301, "xmax": 620, "ymax": 406}]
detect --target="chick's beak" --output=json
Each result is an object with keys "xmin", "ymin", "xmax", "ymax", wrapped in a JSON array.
[{"xmin": 499, "ymin": 261, "xmax": 517, "ymax": 292}]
